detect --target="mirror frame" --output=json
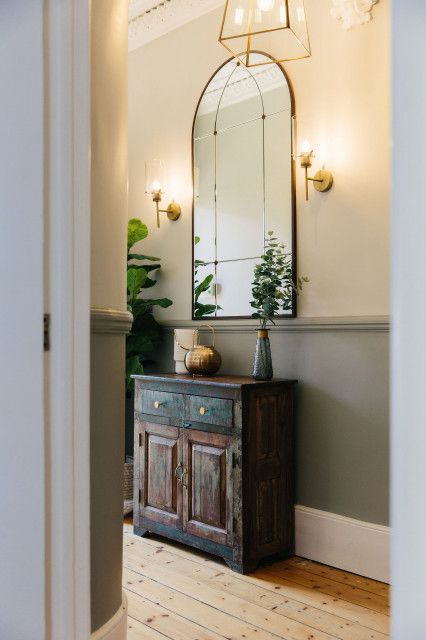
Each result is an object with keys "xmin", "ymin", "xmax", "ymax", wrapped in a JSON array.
[{"xmin": 191, "ymin": 52, "xmax": 297, "ymax": 321}]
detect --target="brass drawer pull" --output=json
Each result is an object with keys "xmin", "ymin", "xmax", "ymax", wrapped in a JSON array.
[
  {"xmin": 154, "ymin": 401, "xmax": 164, "ymax": 409},
  {"xmin": 199, "ymin": 406, "xmax": 209, "ymax": 416}
]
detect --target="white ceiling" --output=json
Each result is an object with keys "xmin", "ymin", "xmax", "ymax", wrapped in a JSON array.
[{"xmin": 128, "ymin": 0, "xmax": 225, "ymax": 52}]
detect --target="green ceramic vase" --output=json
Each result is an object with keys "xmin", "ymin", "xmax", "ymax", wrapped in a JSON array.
[{"xmin": 252, "ymin": 329, "xmax": 273, "ymax": 381}]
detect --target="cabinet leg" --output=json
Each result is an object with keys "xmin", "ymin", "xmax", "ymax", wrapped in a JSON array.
[
  {"xmin": 225, "ymin": 559, "xmax": 259, "ymax": 574},
  {"xmin": 134, "ymin": 526, "xmax": 149, "ymax": 538}
]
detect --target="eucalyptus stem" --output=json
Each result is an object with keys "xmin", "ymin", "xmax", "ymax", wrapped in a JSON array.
[{"xmin": 250, "ymin": 231, "xmax": 308, "ymax": 327}]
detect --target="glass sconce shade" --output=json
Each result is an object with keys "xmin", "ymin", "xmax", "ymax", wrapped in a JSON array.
[
  {"xmin": 219, "ymin": 0, "xmax": 311, "ymax": 67},
  {"xmin": 146, "ymin": 159, "xmax": 167, "ymax": 195}
]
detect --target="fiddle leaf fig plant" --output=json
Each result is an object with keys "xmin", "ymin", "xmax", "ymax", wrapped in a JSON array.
[
  {"xmin": 251, "ymin": 231, "xmax": 309, "ymax": 329},
  {"xmin": 126, "ymin": 218, "xmax": 172, "ymax": 391}
]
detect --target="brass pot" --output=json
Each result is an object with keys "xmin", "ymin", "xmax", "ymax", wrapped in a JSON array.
[{"xmin": 183, "ymin": 325, "xmax": 222, "ymax": 376}]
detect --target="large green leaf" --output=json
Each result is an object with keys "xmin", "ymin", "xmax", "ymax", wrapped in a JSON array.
[
  {"xmin": 194, "ymin": 304, "xmax": 217, "ymax": 318},
  {"xmin": 127, "ymin": 267, "xmax": 147, "ymax": 302},
  {"xmin": 194, "ymin": 274, "xmax": 213, "ymax": 302},
  {"xmin": 126, "ymin": 334, "xmax": 155, "ymax": 358},
  {"xmin": 127, "ymin": 263, "xmax": 161, "ymax": 274},
  {"xmin": 126, "ymin": 355, "xmax": 144, "ymax": 392},
  {"xmin": 128, "ymin": 218, "xmax": 148, "ymax": 250},
  {"xmin": 128, "ymin": 253, "xmax": 160, "ymax": 262}
]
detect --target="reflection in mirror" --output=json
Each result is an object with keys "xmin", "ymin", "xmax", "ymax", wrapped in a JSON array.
[{"xmin": 193, "ymin": 52, "xmax": 295, "ymax": 319}]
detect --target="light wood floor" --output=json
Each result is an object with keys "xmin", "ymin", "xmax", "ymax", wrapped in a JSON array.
[{"xmin": 123, "ymin": 523, "xmax": 390, "ymax": 640}]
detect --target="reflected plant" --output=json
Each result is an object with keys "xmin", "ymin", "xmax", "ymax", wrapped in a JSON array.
[
  {"xmin": 251, "ymin": 231, "xmax": 309, "ymax": 329},
  {"xmin": 194, "ymin": 236, "xmax": 222, "ymax": 318}
]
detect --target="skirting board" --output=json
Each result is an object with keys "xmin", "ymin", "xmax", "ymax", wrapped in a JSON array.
[
  {"xmin": 295, "ymin": 505, "xmax": 391, "ymax": 584},
  {"xmin": 91, "ymin": 593, "xmax": 128, "ymax": 640}
]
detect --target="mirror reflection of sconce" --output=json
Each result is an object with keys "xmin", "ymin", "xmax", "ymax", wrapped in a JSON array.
[
  {"xmin": 145, "ymin": 159, "xmax": 182, "ymax": 229},
  {"xmin": 299, "ymin": 141, "xmax": 334, "ymax": 201}
]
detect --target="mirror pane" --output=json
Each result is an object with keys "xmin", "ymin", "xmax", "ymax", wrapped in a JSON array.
[
  {"xmin": 194, "ymin": 135, "xmax": 216, "ymax": 264},
  {"xmin": 193, "ymin": 59, "xmax": 238, "ymax": 139},
  {"xmin": 216, "ymin": 119, "xmax": 264, "ymax": 262},
  {"xmin": 215, "ymin": 65, "xmax": 264, "ymax": 132},
  {"xmin": 215, "ymin": 259, "xmax": 260, "ymax": 318},
  {"xmin": 264, "ymin": 111, "xmax": 293, "ymax": 249}
]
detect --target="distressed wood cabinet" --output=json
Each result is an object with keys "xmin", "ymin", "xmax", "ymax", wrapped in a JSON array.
[{"xmin": 133, "ymin": 374, "xmax": 296, "ymax": 573}]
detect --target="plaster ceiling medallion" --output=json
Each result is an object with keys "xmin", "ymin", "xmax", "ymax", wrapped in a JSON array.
[
  {"xmin": 330, "ymin": 0, "xmax": 379, "ymax": 30},
  {"xmin": 128, "ymin": 0, "xmax": 225, "ymax": 51}
]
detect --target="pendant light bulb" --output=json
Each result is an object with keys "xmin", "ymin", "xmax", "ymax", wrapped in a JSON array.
[{"xmin": 257, "ymin": 0, "xmax": 275, "ymax": 12}]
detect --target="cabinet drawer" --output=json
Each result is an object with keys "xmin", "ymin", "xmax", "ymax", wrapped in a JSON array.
[
  {"xmin": 187, "ymin": 395, "xmax": 233, "ymax": 428},
  {"xmin": 140, "ymin": 389, "xmax": 184, "ymax": 419}
]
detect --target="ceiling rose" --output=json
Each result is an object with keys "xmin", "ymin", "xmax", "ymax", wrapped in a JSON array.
[{"xmin": 330, "ymin": 0, "xmax": 379, "ymax": 30}]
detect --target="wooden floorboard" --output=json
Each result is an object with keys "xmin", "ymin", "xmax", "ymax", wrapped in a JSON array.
[{"xmin": 123, "ymin": 523, "xmax": 390, "ymax": 640}]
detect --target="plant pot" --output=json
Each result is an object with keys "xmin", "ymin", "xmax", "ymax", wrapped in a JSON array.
[{"xmin": 252, "ymin": 329, "xmax": 273, "ymax": 381}]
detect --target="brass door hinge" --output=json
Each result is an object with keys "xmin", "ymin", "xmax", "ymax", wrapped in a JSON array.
[{"xmin": 44, "ymin": 314, "xmax": 50, "ymax": 352}]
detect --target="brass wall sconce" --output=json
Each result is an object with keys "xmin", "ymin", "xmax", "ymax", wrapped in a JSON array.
[
  {"xmin": 299, "ymin": 141, "xmax": 334, "ymax": 201},
  {"xmin": 146, "ymin": 159, "xmax": 182, "ymax": 229}
]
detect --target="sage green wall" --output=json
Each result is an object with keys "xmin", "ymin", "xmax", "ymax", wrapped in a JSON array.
[{"xmin": 155, "ymin": 322, "xmax": 390, "ymax": 526}]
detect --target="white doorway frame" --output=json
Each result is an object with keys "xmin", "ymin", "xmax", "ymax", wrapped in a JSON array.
[{"xmin": 45, "ymin": 0, "xmax": 91, "ymax": 638}]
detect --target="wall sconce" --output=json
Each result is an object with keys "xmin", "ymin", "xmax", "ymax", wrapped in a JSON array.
[
  {"xmin": 299, "ymin": 141, "xmax": 334, "ymax": 201},
  {"xmin": 145, "ymin": 159, "xmax": 182, "ymax": 229}
]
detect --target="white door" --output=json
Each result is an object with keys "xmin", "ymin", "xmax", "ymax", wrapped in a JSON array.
[{"xmin": 0, "ymin": 2, "xmax": 91, "ymax": 639}]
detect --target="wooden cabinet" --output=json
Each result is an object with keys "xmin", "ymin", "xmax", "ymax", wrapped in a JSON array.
[{"xmin": 133, "ymin": 374, "xmax": 296, "ymax": 573}]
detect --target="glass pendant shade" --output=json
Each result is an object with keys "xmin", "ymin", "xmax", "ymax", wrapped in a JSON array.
[{"xmin": 219, "ymin": 0, "xmax": 311, "ymax": 67}]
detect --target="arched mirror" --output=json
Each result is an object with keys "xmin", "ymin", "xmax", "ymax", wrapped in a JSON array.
[{"xmin": 192, "ymin": 52, "xmax": 296, "ymax": 320}]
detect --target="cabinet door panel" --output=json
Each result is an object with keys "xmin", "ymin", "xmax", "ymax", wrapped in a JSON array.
[
  {"xmin": 183, "ymin": 429, "xmax": 232, "ymax": 546},
  {"xmin": 140, "ymin": 421, "xmax": 182, "ymax": 529}
]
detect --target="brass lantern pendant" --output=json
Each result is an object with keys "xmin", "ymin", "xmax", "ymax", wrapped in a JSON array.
[
  {"xmin": 184, "ymin": 325, "xmax": 222, "ymax": 377},
  {"xmin": 219, "ymin": 0, "xmax": 311, "ymax": 68}
]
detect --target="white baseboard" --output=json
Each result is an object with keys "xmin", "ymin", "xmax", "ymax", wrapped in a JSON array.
[
  {"xmin": 295, "ymin": 505, "xmax": 391, "ymax": 583},
  {"xmin": 91, "ymin": 593, "xmax": 128, "ymax": 640}
]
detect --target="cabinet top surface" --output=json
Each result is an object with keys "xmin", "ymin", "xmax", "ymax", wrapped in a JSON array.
[{"xmin": 133, "ymin": 373, "xmax": 297, "ymax": 388}]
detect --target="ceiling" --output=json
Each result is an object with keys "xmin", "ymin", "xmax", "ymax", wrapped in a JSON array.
[{"xmin": 128, "ymin": 0, "xmax": 225, "ymax": 51}]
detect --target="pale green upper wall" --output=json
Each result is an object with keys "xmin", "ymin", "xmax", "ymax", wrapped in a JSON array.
[{"xmin": 128, "ymin": 0, "xmax": 391, "ymax": 321}]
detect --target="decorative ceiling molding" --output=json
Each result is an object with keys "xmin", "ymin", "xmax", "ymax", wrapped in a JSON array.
[
  {"xmin": 330, "ymin": 0, "xmax": 379, "ymax": 30},
  {"xmin": 128, "ymin": 0, "xmax": 225, "ymax": 52}
]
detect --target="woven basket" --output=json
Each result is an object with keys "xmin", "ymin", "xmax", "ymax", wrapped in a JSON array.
[{"xmin": 123, "ymin": 460, "xmax": 133, "ymax": 516}]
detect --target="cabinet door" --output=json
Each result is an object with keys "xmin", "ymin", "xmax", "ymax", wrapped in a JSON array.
[
  {"xmin": 139, "ymin": 421, "xmax": 182, "ymax": 529},
  {"xmin": 183, "ymin": 429, "xmax": 233, "ymax": 546}
]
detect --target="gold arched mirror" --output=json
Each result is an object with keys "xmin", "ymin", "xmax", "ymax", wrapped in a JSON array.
[{"xmin": 192, "ymin": 52, "xmax": 296, "ymax": 320}]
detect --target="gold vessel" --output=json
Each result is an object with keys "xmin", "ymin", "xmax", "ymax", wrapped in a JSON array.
[{"xmin": 184, "ymin": 325, "xmax": 222, "ymax": 376}]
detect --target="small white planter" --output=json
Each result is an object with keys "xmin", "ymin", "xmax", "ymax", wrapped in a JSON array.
[{"xmin": 174, "ymin": 329, "xmax": 198, "ymax": 373}]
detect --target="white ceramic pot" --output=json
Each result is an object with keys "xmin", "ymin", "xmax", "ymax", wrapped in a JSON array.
[{"xmin": 174, "ymin": 329, "xmax": 198, "ymax": 373}]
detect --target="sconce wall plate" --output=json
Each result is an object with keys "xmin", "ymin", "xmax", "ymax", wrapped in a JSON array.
[
  {"xmin": 313, "ymin": 169, "xmax": 333, "ymax": 193},
  {"xmin": 166, "ymin": 201, "xmax": 182, "ymax": 221}
]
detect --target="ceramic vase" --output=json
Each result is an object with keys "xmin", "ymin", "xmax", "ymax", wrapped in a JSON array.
[{"xmin": 252, "ymin": 329, "xmax": 273, "ymax": 381}]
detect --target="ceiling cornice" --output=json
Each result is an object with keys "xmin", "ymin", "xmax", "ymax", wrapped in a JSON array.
[{"xmin": 128, "ymin": 0, "xmax": 225, "ymax": 52}]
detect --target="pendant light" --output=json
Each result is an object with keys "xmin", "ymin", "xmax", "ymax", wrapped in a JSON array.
[{"xmin": 219, "ymin": 0, "xmax": 311, "ymax": 67}]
